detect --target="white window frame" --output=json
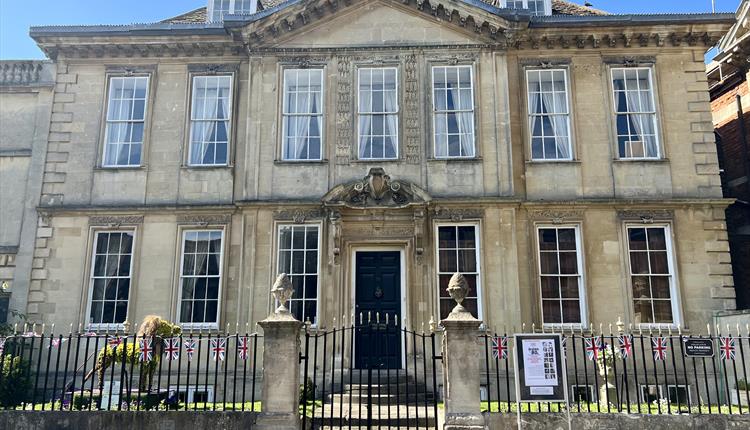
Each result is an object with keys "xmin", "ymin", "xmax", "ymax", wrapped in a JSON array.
[
  {"xmin": 667, "ymin": 384, "xmax": 692, "ymax": 406},
  {"xmin": 357, "ymin": 67, "xmax": 399, "ymax": 160},
  {"xmin": 102, "ymin": 76, "xmax": 149, "ymax": 168},
  {"xmin": 85, "ymin": 230, "xmax": 136, "ymax": 331},
  {"xmin": 187, "ymin": 74, "xmax": 233, "ymax": 167},
  {"xmin": 639, "ymin": 384, "xmax": 665, "ymax": 403},
  {"xmin": 207, "ymin": 0, "xmax": 257, "ymax": 22},
  {"xmin": 177, "ymin": 229, "xmax": 225, "ymax": 330},
  {"xmin": 535, "ymin": 224, "xmax": 587, "ymax": 328},
  {"xmin": 434, "ymin": 222, "xmax": 483, "ymax": 321},
  {"xmin": 610, "ymin": 67, "xmax": 661, "ymax": 160},
  {"xmin": 624, "ymin": 223, "xmax": 681, "ymax": 328},
  {"xmin": 570, "ymin": 384, "xmax": 595, "ymax": 403},
  {"xmin": 281, "ymin": 68, "xmax": 325, "ymax": 161},
  {"xmin": 501, "ymin": 0, "xmax": 552, "ymax": 16},
  {"xmin": 275, "ymin": 223, "xmax": 322, "ymax": 325},
  {"xmin": 431, "ymin": 65, "xmax": 476, "ymax": 159},
  {"xmin": 525, "ymin": 68, "xmax": 573, "ymax": 161},
  {"xmin": 169, "ymin": 385, "xmax": 215, "ymax": 404}
]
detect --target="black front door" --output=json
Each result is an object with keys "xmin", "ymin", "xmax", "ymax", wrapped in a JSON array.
[{"xmin": 355, "ymin": 251, "xmax": 402, "ymax": 369}]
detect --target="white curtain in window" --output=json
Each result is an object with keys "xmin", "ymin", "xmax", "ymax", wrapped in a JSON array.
[
  {"xmin": 358, "ymin": 89, "xmax": 373, "ymax": 158},
  {"xmin": 540, "ymin": 90, "xmax": 570, "ymax": 159},
  {"xmin": 293, "ymin": 90, "xmax": 311, "ymax": 159},
  {"xmin": 447, "ymin": 84, "xmax": 473, "ymax": 157},
  {"xmin": 198, "ymin": 90, "xmax": 220, "ymax": 163},
  {"xmin": 384, "ymin": 89, "xmax": 398, "ymax": 156},
  {"xmin": 625, "ymin": 87, "xmax": 656, "ymax": 157}
]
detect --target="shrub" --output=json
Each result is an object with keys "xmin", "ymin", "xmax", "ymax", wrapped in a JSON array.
[
  {"xmin": 72, "ymin": 392, "xmax": 101, "ymax": 410},
  {"xmin": 0, "ymin": 354, "xmax": 32, "ymax": 408},
  {"xmin": 738, "ymin": 378, "xmax": 748, "ymax": 391},
  {"xmin": 300, "ymin": 377, "xmax": 316, "ymax": 404}
]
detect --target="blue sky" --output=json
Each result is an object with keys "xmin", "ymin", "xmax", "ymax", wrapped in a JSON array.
[{"xmin": 0, "ymin": 0, "xmax": 742, "ymax": 59}]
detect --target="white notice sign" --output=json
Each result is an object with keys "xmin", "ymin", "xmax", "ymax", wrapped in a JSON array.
[{"xmin": 522, "ymin": 339, "xmax": 558, "ymax": 387}]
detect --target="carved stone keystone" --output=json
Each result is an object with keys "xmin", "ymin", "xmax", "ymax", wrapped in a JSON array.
[{"xmin": 441, "ymin": 273, "xmax": 486, "ymax": 430}]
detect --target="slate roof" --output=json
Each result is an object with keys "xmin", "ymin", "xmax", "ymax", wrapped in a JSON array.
[{"xmin": 161, "ymin": 0, "xmax": 608, "ymax": 23}]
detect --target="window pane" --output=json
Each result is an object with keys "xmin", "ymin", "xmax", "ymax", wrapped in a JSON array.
[
  {"xmin": 89, "ymin": 231, "xmax": 133, "ymax": 326},
  {"xmin": 433, "ymin": 66, "xmax": 474, "ymax": 158},
  {"xmin": 179, "ymin": 230, "xmax": 223, "ymax": 324}
]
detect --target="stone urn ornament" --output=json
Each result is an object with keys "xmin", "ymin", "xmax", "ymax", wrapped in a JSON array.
[
  {"xmin": 446, "ymin": 273, "xmax": 476, "ymax": 320},
  {"xmin": 271, "ymin": 273, "xmax": 294, "ymax": 314}
]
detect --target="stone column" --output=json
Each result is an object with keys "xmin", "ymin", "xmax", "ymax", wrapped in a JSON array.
[
  {"xmin": 441, "ymin": 273, "xmax": 486, "ymax": 430},
  {"xmin": 256, "ymin": 274, "xmax": 304, "ymax": 430}
]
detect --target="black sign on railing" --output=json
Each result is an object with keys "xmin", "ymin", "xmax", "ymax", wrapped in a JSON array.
[{"xmin": 683, "ymin": 338, "xmax": 715, "ymax": 357}]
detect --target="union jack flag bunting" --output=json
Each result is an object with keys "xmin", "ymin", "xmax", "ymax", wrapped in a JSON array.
[
  {"xmin": 211, "ymin": 338, "xmax": 226, "ymax": 361},
  {"xmin": 491, "ymin": 336, "xmax": 508, "ymax": 360},
  {"xmin": 585, "ymin": 336, "xmax": 602, "ymax": 361},
  {"xmin": 237, "ymin": 336, "xmax": 250, "ymax": 361},
  {"xmin": 719, "ymin": 336, "xmax": 736, "ymax": 361},
  {"xmin": 48, "ymin": 337, "xmax": 65, "ymax": 348},
  {"xmin": 138, "ymin": 338, "xmax": 153, "ymax": 362},
  {"xmin": 618, "ymin": 335, "xmax": 633, "ymax": 359},
  {"xmin": 652, "ymin": 337, "xmax": 668, "ymax": 361},
  {"xmin": 164, "ymin": 338, "xmax": 180, "ymax": 361},
  {"xmin": 108, "ymin": 336, "xmax": 123, "ymax": 348},
  {"xmin": 184, "ymin": 339, "xmax": 197, "ymax": 361}
]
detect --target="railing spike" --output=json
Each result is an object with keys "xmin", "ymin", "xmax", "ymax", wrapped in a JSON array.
[
  {"xmin": 69, "ymin": 323, "xmax": 73, "ymax": 334},
  {"xmin": 367, "ymin": 312, "xmax": 371, "ymax": 324},
  {"xmin": 667, "ymin": 325, "xmax": 672, "ymax": 336},
  {"xmin": 385, "ymin": 313, "xmax": 389, "ymax": 325},
  {"xmin": 359, "ymin": 312, "xmax": 363, "ymax": 325},
  {"xmin": 333, "ymin": 317, "xmax": 337, "ymax": 329},
  {"xmin": 608, "ymin": 323, "xmax": 612, "ymax": 335},
  {"xmin": 375, "ymin": 313, "xmax": 379, "ymax": 324},
  {"xmin": 677, "ymin": 324, "xmax": 682, "ymax": 335},
  {"xmin": 522, "ymin": 323, "xmax": 526, "ymax": 332},
  {"xmin": 421, "ymin": 321, "xmax": 425, "ymax": 334},
  {"xmin": 707, "ymin": 324, "xmax": 711, "ymax": 336}
]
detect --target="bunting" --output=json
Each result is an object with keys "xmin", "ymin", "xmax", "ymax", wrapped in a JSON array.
[
  {"xmin": 490, "ymin": 336, "xmax": 508, "ymax": 360},
  {"xmin": 618, "ymin": 335, "xmax": 633, "ymax": 359},
  {"xmin": 211, "ymin": 338, "xmax": 226, "ymax": 361},
  {"xmin": 138, "ymin": 338, "xmax": 153, "ymax": 362},
  {"xmin": 184, "ymin": 339, "xmax": 197, "ymax": 361},
  {"xmin": 719, "ymin": 336, "xmax": 736, "ymax": 361},
  {"xmin": 237, "ymin": 336, "xmax": 250, "ymax": 361},
  {"xmin": 652, "ymin": 337, "xmax": 668, "ymax": 361},
  {"xmin": 164, "ymin": 338, "xmax": 180, "ymax": 361}
]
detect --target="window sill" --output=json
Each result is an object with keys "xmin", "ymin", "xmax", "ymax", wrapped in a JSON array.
[
  {"xmin": 274, "ymin": 159, "xmax": 329, "ymax": 165},
  {"xmin": 427, "ymin": 157, "xmax": 482, "ymax": 163},
  {"xmin": 525, "ymin": 160, "xmax": 580, "ymax": 165},
  {"xmin": 95, "ymin": 165, "xmax": 146, "ymax": 171},
  {"xmin": 613, "ymin": 158, "xmax": 670, "ymax": 164},
  {"xmin": 86, "ymin": 323, "xmax": 125, "ymax": 333},
  {"xmin": 350, "ymin": 158, "xmax": 401, "ymax": 164},
  {"xmin": 181, "ymin": 323, "xmax": 220, "ymax": 332},
  {"xmin": 181, "ymin": 164, "xmax": 234, "ymax": 170}
]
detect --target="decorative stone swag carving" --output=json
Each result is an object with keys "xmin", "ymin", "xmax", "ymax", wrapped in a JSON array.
[
  {"xmin": 273, "ymin": 209, "xmax": 325, "ymax": 223},
  {"xmin": 528, "ymin": 209, "xmax": 584, "ymax": 224},
  {"xmin": 617, "ymin": 209, "xmax": 674, "ymax": 223},
  {"xmin": 176, "ymin": 214, "xmax": 232, "ymax": 225},
  {"xmin": 432, "ymin": 207, "xmax": 484, "ymax": 222},
  {"xmin": 88, "ymin": 215, "xmax": 144, "ymax": 227}
]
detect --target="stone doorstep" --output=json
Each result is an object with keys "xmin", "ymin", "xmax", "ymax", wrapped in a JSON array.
[{"xmin": 309, "ymin": 403, "xmax": 437, "ymax": 428}]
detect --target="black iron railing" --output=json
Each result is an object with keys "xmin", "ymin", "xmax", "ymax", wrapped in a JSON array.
[
  {"xmin": 481, "ymin": 325, "xmax": 750, "ymax": 415},
  {"xmin": 300, "ymin": 317, "xmax": 441, "ymax": 429},
  {"xmin": 0, "ymin": 329, "xmax": 261, "ymax": 411}
]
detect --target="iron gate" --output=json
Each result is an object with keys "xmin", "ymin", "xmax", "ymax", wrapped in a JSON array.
[{"xmin": 300, "ymin": 316, "xmax": 442, "ymax": 429}]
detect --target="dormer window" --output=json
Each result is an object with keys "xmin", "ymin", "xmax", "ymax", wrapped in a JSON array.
[
  {"xmin": 208, "ymin": 0, "xmax": 257, "ymax": 22},
  {"xmin": 502, "ymin": 0, "xmax": 552, "ymax": 16}
]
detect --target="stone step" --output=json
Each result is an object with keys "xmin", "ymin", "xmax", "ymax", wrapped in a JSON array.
[
  {"xmin": 341, "ymin": 382, "xmax": 433, "ymax": 394},
  {"xmin": 326, "ymin": 392, "xmax": 435, "ymax": 404},
  {"xmin": 307, "ymin": 403, "xmax": 438, "ymax": 428}
]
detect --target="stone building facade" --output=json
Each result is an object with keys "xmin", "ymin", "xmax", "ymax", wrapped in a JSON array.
[
  {"xmin": 0, "ymin": 61, "xmax": 55, "ymax": 323},
  {"xmin": 708, "ymin": 0, "xmax": 750, "ymax": 312},
  {"xmin": 11, "ymin": 0, "xmax": 738, "ymax": 338}
]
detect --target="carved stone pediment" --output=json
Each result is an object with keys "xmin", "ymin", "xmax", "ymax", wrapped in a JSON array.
[{"xmin": 322, "ymin": 168, "xmax": 431, "ymax": 209}]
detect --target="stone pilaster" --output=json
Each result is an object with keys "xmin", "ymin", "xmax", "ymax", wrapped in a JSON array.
[
  {"xmin": 440, "ymin": 273, "xmax": 486, "ymax": 430},
  {"xmin": 256, "ymin": 274, "xmax": 303, "ymax": 430}
]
